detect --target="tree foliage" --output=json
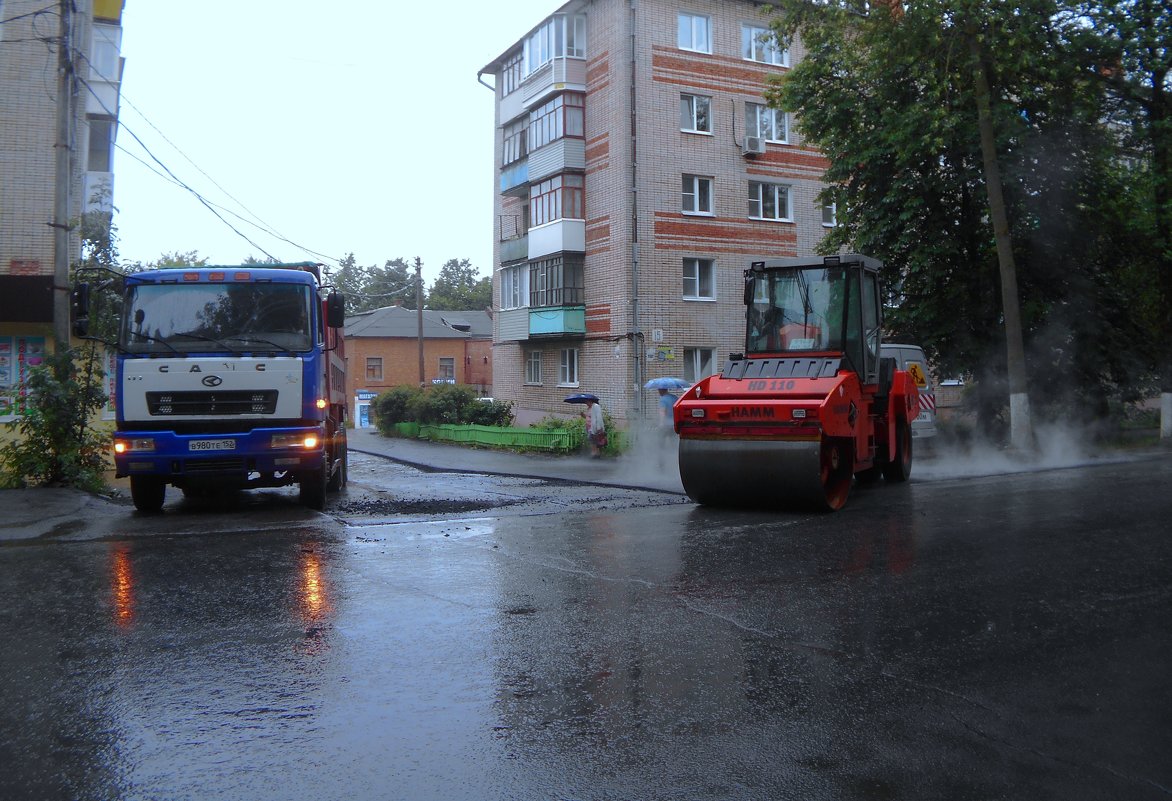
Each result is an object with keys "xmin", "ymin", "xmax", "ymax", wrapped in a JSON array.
[
  {"xmin": 0, "ymin": 347, "xmax": 110, "ymax": 491},
  {"xmin": 427, "ymin": 258, "xmax": 492, "ymax": 311},
  {"xmin": 372, "ymin": 384, "xmax": 513, "ymax": 434},
  {"xmin": 765, "ymin": 0, "xmax": 1163, "ymax": 430},
  {"xmin": 326, "ymin": 253, "xmax": 417, "ymax": 314}
]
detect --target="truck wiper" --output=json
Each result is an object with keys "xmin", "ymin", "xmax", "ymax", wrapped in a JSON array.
[
  {"xmin": 168, "ymin": 332, "xmax": 245, "ymax": 353},
  {"xmin": 127, "ymin": 330, "xmax": 181, "ymax": 355},
  {"xmin": 225, "ymin": 335, "xmax": 295, "ymax": 353}
]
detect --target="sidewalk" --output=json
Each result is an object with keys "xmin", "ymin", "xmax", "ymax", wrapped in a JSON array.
[
  {"xmin": 345, "ymin": 426, "xmax": 687, "ymax": 495},
  {"xmin": 0, "ymin": 428, "xmax": 685, "ymax": 543}
]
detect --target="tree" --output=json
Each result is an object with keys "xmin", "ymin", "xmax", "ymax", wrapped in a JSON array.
[
  {"xmin": 427, "ymin": 258, "xmax": 491, "ymax": 311},
  {"xmin": 325, "ymin": 254, "xmax": 417, "ymax": 314},
  {"xmin": 122, "ymin": 250, "xmax": 209, "ymax": 272},
  {"xmin": 1063, "ymin": 0, "xmax": 1172, "ymax": 438},
  {"xmin": 766, "ymin": 0, "xmax": 1156, "ymax": 440}
]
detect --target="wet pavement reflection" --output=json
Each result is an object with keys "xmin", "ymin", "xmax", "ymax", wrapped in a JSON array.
[{"xmin": 1, "ymin": 456, "xmax": 1169, "ymax": 800}]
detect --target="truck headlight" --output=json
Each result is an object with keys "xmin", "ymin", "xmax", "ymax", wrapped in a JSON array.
[
  {"xmin": 271, "ymin": 433, "xmax": 319, "ymax": 449},
  {"xmin": 114, "ymin": 438, "xmax": 155, "ymax": 454}
]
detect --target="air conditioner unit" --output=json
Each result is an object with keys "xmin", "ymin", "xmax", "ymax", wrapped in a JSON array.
[{"xmin": 743, "ymin": 136, "xmax": 766, "ymax": 155}]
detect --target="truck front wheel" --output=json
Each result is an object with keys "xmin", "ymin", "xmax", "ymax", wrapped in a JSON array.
[
  {"xmin": 130, "ymin": 476, "xmax": 166, "ymax": 512},
  {"xmin": 299, "ymin": 464, "xmax": 328, "ymax": 511}
]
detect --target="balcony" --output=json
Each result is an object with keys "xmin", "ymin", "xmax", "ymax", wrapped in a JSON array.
[
  {"xmin": 521, "ymin": 57, "xmax": 587, "ymax": 109},
  {"xmin": 500, "ymin": 235, "xmax": 528, "ymax": 264},
  {"xmin": 527, "ymin": 138, "xmax": 585, "ymax": 184},
  {"xmin": 499, "ymin": 160, "xmax": 528, "ymax": 195},
  {"xmin": 529, "ymin": 306, "xmax": 585, "ymax": 337},
  {"xmin": 529, "ymin": 219, "xmax": 585, "ymax": 259}
]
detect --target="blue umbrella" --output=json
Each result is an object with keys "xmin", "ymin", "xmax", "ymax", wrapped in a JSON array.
[
  {"xmin": 644, "ymin": 377, "xmax": 690, "ymax": 391},
  {"xmin": 564, "ymin": 393, "xmax": 599, "ymax": 404}
]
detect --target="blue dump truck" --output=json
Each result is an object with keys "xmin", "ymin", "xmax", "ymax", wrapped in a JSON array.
[{"xmin": 72, "ymin": 263, "xmax": 348, "ymax": 512}]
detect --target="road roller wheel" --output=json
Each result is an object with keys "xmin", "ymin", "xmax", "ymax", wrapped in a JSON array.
[
  {"xmin": 882, "ymin": 419, "xmax": 913, "ymax": 482},
  {"xmin": 819, "ymin": 438, "xmax": 854, "ymax": 511}
]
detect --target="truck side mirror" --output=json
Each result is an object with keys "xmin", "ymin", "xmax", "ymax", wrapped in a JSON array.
[
  {"xmin": 326, "ymin": 292, "xmax": 345, "ymax": 329},
  {"xmin": 743, "ymin": 277, "xmax": 754, "ymax": 306},
  {"xmin": 71, "ymin": 283, "xmax": 90, "ymax": 338}
]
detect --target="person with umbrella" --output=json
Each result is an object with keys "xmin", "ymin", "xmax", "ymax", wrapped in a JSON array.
[
  {"xmin": 644, "ymin": 377, "xmax": 689, "ymax": 433},
  {"xmin": 583, "ymin": 396, "xmax": 606, "ymax": 457},
  {"xmin": 656, "ymin": 388, "xmax": 677, "ymax": 430},
  {"xmin": 564, "ymin": 393, "xmax": 606, "ymax": 457}
]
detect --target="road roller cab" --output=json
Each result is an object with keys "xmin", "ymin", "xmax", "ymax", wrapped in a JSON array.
[{"xmin": 673, "ymin": 254, "xmax": 918, "ymax": 511}]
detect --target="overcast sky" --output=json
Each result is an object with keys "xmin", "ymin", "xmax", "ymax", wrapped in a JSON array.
[{"xmin": 111, "ymin": 1, "xmax": 561, "ymax": 285}]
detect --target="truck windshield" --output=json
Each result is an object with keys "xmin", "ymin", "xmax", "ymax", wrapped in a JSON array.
[
  {"xmin": 745, "ymin": 267, "xmax": 845, "ymax": 354},
  {"xmin": 120, "ymin": 282, "xmax": 314, "ymax": 354}
]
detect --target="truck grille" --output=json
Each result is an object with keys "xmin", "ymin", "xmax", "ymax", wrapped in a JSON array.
[
  {"xmin": 184, "ymin": 457, "xmax": 247, "ymax": 475},
  {"xmin": 146, "ymin": 390, "xmax": 279, "ymax": 416}
]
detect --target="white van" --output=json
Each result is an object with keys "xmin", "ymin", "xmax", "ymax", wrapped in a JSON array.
[{"xmin": 880, "ymin": 343, "xmax": 937, "ymax": 440}]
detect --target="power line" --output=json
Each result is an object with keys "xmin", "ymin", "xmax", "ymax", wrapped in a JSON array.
[
  {"xmin": 74, "ymin": 71, "xmax": 278, "ymax": 261},
  {"xmin": 72, "ymin": 48, "xmax": 341, "ymax": 265},
  {"xmin": 0, "ymin": 4, "xmax": 56, "ymax": 26}
]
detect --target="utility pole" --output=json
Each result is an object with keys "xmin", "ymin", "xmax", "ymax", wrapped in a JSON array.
[
  {"xmin": 52, "ymin": 0, "xmax": 75, "ymax": 346},
  {"xmin": 415, "ymin": 258, "xmax": 424, "ymax": 387}
]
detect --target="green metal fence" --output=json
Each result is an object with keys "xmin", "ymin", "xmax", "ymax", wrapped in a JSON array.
[{"xmin": 418, "ymin": 423, "xmax": 584, "ymax": 453}]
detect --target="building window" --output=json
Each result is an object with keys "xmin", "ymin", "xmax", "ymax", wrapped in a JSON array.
[
  {"xmin": 531, "ymin": 173, "xmax": 584, "ymax": 227},
  {"xmin": 501, "ymin": 265, "xmax": 529, "ymax": 309},
  {"xmin": 683, "ymin": 258, "xmax": 715, "ymax": 300},
  {"xmin": 680, "ymin": 94, "xmax": 711, "ymax": 134},
  {"xmin": 528, "ymin": 92, "xmax": 585, "ymax": 152},
  {"xmin": 746, "ymin": 103, "xmax": 787, "ymax": 143},
  {"xmin": 524, "ymin": 13, "xmax": 587, "ymax": 77},
  {"xmin": 559, "ymin": 348, "xmax": 579, "ymax": 386},
  {"xmin": 530, "ymin": 254, "xmax": 585, "ymax": 307},
  {"xmin": 502, "ymin": 117, "xmax": 528, "ymax": 167},
  {"xmin": 682, "ymin": 174, "xmax": 713, "ymax": 215},
  {"xmin": 683, "ymin": 348, "xmax": 715, "ymax": 383},
  {"xmin": 678, "ymin": 13, "xmax": 711, "ymax": 53},
  {"xmin": 438, "ymin": 357, "xmax": 455, "ymax": 380},
  {"xmin": 501, "ymin": 51, "xmax": 524, "ymax": 97},
  {"xmin": 749, "ymin": 181, "xmax": 792, "ymax": 221},
  {"xmin": 822, "ymin": 202, "xmax": 837, "ymax": 227},
  {"xmin": 86, "ymin": 117, "xmax": 115, "ymax": 172},
  {"xmin": 525, "ymin": 350, "xmax": 543, "ymax": 384},
  {"xmin": 366, "ymin": 357, "xmax": 383, "ymax": 382},
  {"xmin": 742, "ymin": 25, "xmax": 788, "ymax": 66}
]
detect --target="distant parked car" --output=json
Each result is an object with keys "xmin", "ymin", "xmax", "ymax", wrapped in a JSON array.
[{"xmin": 881, "ymin": 343, "xmax": 937, "ymax": 441}]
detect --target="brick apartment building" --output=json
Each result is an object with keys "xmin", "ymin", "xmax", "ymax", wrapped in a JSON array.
[
  {"xmin": 480, "ymin": 0, "xmax": 834, "ymax": 428},
  {"xmin": 0, "ymin": 0, "xmax": 123, "ymax": 424},
  {"xmin": 344, "ymin": 306, "xmax": 493, "ymax": 427}
]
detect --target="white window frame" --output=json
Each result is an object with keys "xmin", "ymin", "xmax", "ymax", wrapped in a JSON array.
[
  {"xmin": 683, "ymin": 348, "xmax": 716, "ymax": 383},
  {"xmin": 742, "ymin": 24, "xmax": 788, "ymax": 66},
  {"xmin": 680, "ymin": 93, "xmax": 711, "ymax": 134},
  {"xmin": 749, "ymin": 181, "xmax": 792, "ymax": 222},
  {"xmin": 682, "ymin": 174, "xmax": 714, "ymax": 215},
  {"xmin": 438, "ymin": 357, "xmax": 455, "ymax": 380},
  {"xmin": 525, "ymin": 350, "xmax": 542, "ymax": 385},
  {"xmin": 524, "ymin": 13, "xmax": 588, "ymax": 77},
  {"xmin": 746, "ymin": 102, "xmax": 788, "ymax": 143},
  {"xmin": 558, "ymin": 348, "xmax": 579, "ymax": 387},
  {"xmin": 683, "ymin": 258, "xmax": 715, "ymax": 301},
  {"xmin": 677, "ymin": 13, "xmax": 711, "ymax": 53},
  {"xmin": 500, "ymin": 265, "xmax": 529, "ymax": 310},
  {"xmin": 822, "ymin": 202, "xmax": 837, "ymax": 227}
]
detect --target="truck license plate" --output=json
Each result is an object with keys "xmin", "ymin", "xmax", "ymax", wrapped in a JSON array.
[{"xmin": 189, "ymin": 439, "xmax": 236, "ymax": 452}]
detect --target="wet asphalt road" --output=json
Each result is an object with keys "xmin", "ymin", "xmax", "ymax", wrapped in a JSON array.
[{"xmin": 1, "ymin": 452, "xmax": 1170, "ymax": 800}]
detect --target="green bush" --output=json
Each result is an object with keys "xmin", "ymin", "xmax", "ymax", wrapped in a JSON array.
[
  {"xmin": 466, "ymin": 397, "xmax": 514, "ymax": 426},
  {"xmin": 373, "ymin": 385, "xmax": 421, "ymax": 432},
  {"xmin": 0, "ymin": 345, "xmax": 110, "ymax": 491},
  {"xmin": 373, "ymin": 384, "xmax": 513, "ymax": 434},
  {"xmin": 533, "ymin": 409, "xmax": 621, "ymax": 455}
]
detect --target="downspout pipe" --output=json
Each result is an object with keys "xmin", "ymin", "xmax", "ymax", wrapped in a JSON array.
[{"xmin": 629, "ymin": 0, "xmax": 643, "ymax": 417}]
